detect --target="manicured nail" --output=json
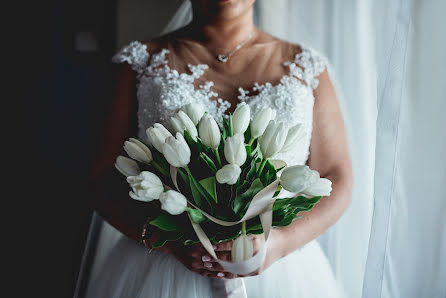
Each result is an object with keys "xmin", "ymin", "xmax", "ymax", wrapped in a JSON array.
[
  {"xmin": 204, "ymin": 262, "xmax": 213, "ymax": 268},
  {"xmin": 217, "ymin": 272, "xmax": 225, "ymax": 278},
  {"xmin": 202, "ymin": 255, "xmax": 211, "ymax": 262}
]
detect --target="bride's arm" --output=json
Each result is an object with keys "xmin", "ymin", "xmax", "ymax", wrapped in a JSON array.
[
  {"xmin": 90, "ymin": 63, "xmax": 154, "ymax": 242},
  {"xmin": 271, "ymin": 68, "xmax": 353, "ymax": 259}
]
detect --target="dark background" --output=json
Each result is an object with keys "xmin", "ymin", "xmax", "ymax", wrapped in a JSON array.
[
  {"xmin": 17, "ymin": 1, "xmax": 177, "ymax": 296},
  {"xmin": 21, "ymin": 1, "xmax": 118, "ymax": 296}
]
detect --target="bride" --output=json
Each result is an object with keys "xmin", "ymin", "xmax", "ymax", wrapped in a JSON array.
[{"xmin": 83, "ymin": 0, "xmax": 353, "ymax": 297}]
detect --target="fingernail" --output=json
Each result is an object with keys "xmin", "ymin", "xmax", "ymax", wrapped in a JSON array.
[
  {"xmin": 217, "ymin": 272, "xmax": 225, "ymax": 278},
  {"xmin": 202, "ymin": 255, "xmax": 211, "ymax": 262},
  {"xmin": 212, "ymin": 245, "xmax": 217, "ymax": 250},
  {"xmin": 204, "ymin": 262, "xmax": 213, "ymax": 268}
]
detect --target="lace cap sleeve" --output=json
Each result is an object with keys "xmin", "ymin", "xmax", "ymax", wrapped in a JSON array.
[
  {"xmin": 284, "ymin": 44, "xmax": 327, "ymax": 89},
  {"xmin": 112, "ymin": 41, "xmax": 149, "ymax": 76}
]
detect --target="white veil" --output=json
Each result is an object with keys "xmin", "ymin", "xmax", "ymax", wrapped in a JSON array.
[{"xmin": 160, "ymin": 0, "xmax": 193, "ymax": 36}]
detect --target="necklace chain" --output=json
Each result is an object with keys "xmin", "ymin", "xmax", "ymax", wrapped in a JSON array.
[{"xmin": 216, "ymin": 31, "xmax": 254, "ymax": 63}]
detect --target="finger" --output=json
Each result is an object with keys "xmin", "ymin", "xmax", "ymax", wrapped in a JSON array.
[
  {"xmin": 200, "ymin": 250, "xmax": 231, "ymax": 262},
  {"xmin": 216, "ymin": 251, "xmax": 232, "ymax": 262},
  {"xmin": 210, "ymin": 271, "xmax": 237, "ymax": 279},
  {"xmin": 191, "ymin": 242, "xmax": 208, "ymax": 253},
  {"xmin": 214, "ymin": 240, "xmax": 233, "ymax": 251},
  {"xmin": 249, "ymin": 234, "xmax": 265, "ymax": 254},
  {"xmin": 238, "ymin": 270, "xmax": 259, "ymax": 277},
  {"xmin": 199, "ymin": 269, "xmax": 214, "ymax": 278}
]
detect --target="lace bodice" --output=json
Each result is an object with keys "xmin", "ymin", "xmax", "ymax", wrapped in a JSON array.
[{"xmin": 112, "ymin": 41, "xmax": 327, "ymax": 166}]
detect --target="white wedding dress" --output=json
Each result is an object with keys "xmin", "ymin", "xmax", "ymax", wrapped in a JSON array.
[{"xmin": 82, "ymin": 41, "xmax": 346, "ymax": 298}]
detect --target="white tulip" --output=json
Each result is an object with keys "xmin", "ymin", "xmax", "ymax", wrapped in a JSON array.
[
  {"xmin": 224, "ymin": 133, "xmax": 246, "ymax": 166},
  {"xmin": 126, "ymin": 171, "xmax": 164, "ymax": 202},
  {"xmin": 258, "ymin": 120, "xmax": 288, "ymax": 159},
  {"xmin": 216, "ymin": 164, "xmax": 241, "ymax": 185},
  {"xmin": 279, "ymin": 165, "xmax": 320, "ymax": 193},
  {"xmin": 181, "ymin": 103, "xmax": 205, "ymax": 125},
  {"xmin": 250, "ymin": 107, "xmax": 276, "ymax": 139},
  {"xmin": 115, "ymin": 156, "xmax": 140, "ymax": 177},
  {"xmin": 302, "ymin": 178, "xmax": 332, "ymax": 197},
  {"xmin": 198, "ymin": 114, "xmax": 221, "ymax": 149},
  {"xmin": 232, "ymin": 102, "xmax": 250, "ymax": 134},
  {"xmin": 271, "ymin": 109, "xmax": 277, "ymax": 120},
  {"xmin": 124, "ymin": 138, "xmax": 153, "ymax": 163},
  {"xmin": 159, "ymin": 190, "xmax": 188, "ymax": 215},
  {"xmin": 146, "ymin": 123, "xmax": 173, "ymax": 152},
  {"xmin": 170, "ymin": 110, "xmax": 198, "ymax": 141},
  {"xmin": 281, "ymin": 123, "xmax": 306, "ymax": 152},
  {"xmin": 231, "ymin": 234, "xmax": 253, "ymax": 263},
  {"xmin": 162, "ymin": 132, "xmax": 191, "ymax": 168}
]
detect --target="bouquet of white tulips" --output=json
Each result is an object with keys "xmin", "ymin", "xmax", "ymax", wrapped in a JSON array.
[{"xmin": 115, "ymin": 102, "xmax": 332, "ymax": 273}]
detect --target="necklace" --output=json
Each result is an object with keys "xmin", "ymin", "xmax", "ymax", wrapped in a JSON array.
[{"xmin": 216, "ymin": 31, "xmax": 254, "ymax": 63}]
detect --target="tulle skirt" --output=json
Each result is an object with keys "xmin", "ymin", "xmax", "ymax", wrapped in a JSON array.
[{"xmin": 83, "ymin": 219, "xmax": 345, "ymax": 298}]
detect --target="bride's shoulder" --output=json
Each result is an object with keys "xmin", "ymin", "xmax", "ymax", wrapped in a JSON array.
[
  {"xmin": 258, "ymin": 30, "xmax": 327, "ymax": 64},
  {"xmin": 111, "ymin": 35, "xmax": 172, "ymax": 72},
  {"xmin": 262, "ymin": 33, "xmax": 330, "ymax": 90}
]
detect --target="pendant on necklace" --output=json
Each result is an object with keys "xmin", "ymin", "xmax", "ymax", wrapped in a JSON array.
[{"xmin": 217, "ymin": 54, "xmax": 228, "ymax": 63}]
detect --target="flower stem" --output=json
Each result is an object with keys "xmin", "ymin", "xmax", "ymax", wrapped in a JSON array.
[
  {"xmin": 213, "ymin": 148, "xmax": 223, "ymax": 168},
  {"xmin": 241, "ymin": 221, "xmax": 246, "ymax": 235},
  {"xmin": 184, "ymin": 165, "xmax": 192, "ymax": 176},
  {"xmin": 152, "ymin": 160, "xmax": 168, "ymax": 177},
  {"xmin": 256, "ymin": 159, "xmax": 268, "ymax": 178},
  {"xmin": 248, "ymin": 137, "xmax": 255, "ymax": 147}
]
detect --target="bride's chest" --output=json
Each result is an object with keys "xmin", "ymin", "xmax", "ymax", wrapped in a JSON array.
[{"xmin": 136, "ymin": 69, "xmax": 315, "ymax": 131}]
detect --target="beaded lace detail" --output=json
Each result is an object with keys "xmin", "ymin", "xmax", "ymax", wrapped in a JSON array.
[{"xmin": 112, "ymin": 41, "xmax": 327, "ymax": 166}]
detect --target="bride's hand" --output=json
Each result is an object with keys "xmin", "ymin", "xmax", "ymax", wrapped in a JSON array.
[
  {"xmin": 146, "ymin": 229, "xmax": 284, "ymax": 279},
  {"xmin": 193, "ymin": 229, "xmax": 284, "ymax": 279},
  {"xmin": 144, "ymin": 232, "xmax": 237, "ymax": 279}
]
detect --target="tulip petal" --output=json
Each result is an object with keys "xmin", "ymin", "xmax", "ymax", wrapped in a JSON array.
[
  {"xmin": 232, "ymin": 234, "xmax": 253, "ymax": 263},
  {"xmin": 130, "ymin": 138, "xmax": 153, "ymax": 160},
  {"xmin": 224, "ymin": 133, "xmax": 246, "ymax": 166},
  {"xmin": 216, "ymin": 164, "xmax": 241, "ymax": 185},
  {"xmin": 115, "ymin": 156, "xmax": 140, "ymax": 177},
  {"xmin": 279, "ymin": 165, "xmax": 320, "ymax": 193},
  {"xmin": 302, "ymin": 178, "xmax": 332, "ymax": 197},
  {"xmin": 251, "ymin": 107, "xmax": 275, "ymax": 138},
  {"xmin": 198, "ymin": 114, "xmax": 221, "ymax": 149},
  {"xmin": 232, "ymin": 102, "xmax": 250, "ymax": 134},
  {"xmin": 159, "ymin": 190, "xmax": 188, "ymax": 215},
  {"xmin": 281, "ymin": 123, "xmax": 306, "ymax": 152}
]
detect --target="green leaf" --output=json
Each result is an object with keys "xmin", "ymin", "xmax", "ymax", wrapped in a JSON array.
[
  {"xmin": 233, "ymin": 178, "xmax": 264, "ymax": 215},
  {"xmin": 151, "ymin": 231, "xmax": 182, "ymax": 248},
  {"xmin": 245, "ymin": 156, "xmax": 258, "ymax": 182},
  {"xmin": 273, "ymin": 196, "xmax": 322, "ymax": 212},
  {"xmin": 150, "ymin": 147, "xmax": 170, "ymax": 176},
  {"xmin": 199, "ymin": 176, "xmax": 218, "ymax": 203},
  {"xmin": 235, "ymin": 180, "xmax": 250, "ymax": 198},
  {"xmin": 245, "ymin": 144, "xmax": 252, "ymax": 156},
  {"xmin": 228, "ymin": 113, "xmax": 233, "ymax": 137},
  {"xmin": 149, "ymin": 211, "xmax": 181, "ymax": 231},
  {"xmin": 189, "ymin": 174, "xmax": 204, "ymax": 209},
  {"xmin": 184, "ymin": 130, "xmax": 198, "ymax": 152},
  {"xmin": 221, "ymin": 116, "xmax": 228, "ymax": 141},
  {"xmin": 177, "ymin": 168, "xmax": 189, "ymax": 185},
  {"xmin": 186, "ymin": 208, "xmax": 206, "ymax": 224},
  {"xmin": 244, "ymin": 123, "xmax": 252, "ymax": 143},
  {"xmin": 199, "ymin": 152, "xmax": 217, "ymax": 173},
  {"xmin": 188, "ymin": 170, "xmax": 216, "ymax": 207}
]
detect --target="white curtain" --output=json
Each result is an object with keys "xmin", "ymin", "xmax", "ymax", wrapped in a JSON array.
[{"xmin": 256, "ymin": 0, "xmax": 446, "ymax": 298}]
